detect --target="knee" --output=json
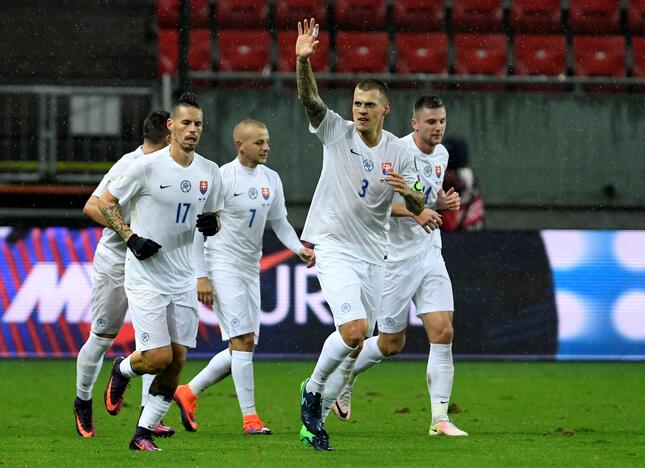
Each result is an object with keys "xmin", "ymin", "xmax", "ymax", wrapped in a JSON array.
[
  {"xmin": 230, "ymin": 333, "xmax": 255, "ymax": 352},
  {"xmin": 142, "ymin": 347, "xmax": 173, "ymax": 373},
  {"xmin": 432, "ymin": 322, "xmax": 454, "ymax": 344},
  {"xmin": 379, "ymin": 334, "xmax": 405, "ymax": 357},
  {"xmin": 340, "ymin": 321, "xmax": 368, "ymax": 349}
]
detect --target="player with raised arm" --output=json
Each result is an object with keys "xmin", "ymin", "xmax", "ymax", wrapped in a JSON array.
[
  {"xmin": 294, "ymin": 18, "xmax": 424, "ymax": 451},
  {"xmin": 174, "ymin": 119, "xmax": 315, "ymax": 435},
  {"xmin": 330, "ymin": 96, "xmax": 468, "ymax": 437},
  {"xmin": 98, "ymin": 92, "xmax": 223, "ymax": 451},
  {"xmin": 73, "ymin": 111, "xmax": 175, "ymax": 439}
]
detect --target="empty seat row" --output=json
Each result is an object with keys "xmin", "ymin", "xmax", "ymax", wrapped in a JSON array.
[
  {"xmin": 159, "ymin": 30, "xmax": 645, "ymax": 79},
  {"xmin": 157, "ymin": 0, "xmax": 645, "ymax": 35}
]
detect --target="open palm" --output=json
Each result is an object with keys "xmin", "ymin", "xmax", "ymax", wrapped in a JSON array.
[{"xmin": 296, "ymin": 18, "xmax": 319, "ymax": 59}]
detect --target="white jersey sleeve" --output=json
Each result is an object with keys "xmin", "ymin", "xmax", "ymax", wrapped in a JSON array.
[
  {"xmin": 267, "ymin": 173, "xmax": 288, "ymax": 221},
  {"xmin": 309, "ymin": 109, "xmax": 353, "ymax": 146}
]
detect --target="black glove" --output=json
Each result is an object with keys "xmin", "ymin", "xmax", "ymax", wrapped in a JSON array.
[
  {"xmin": 196, "ymin": 212, "xmax": 220, "ymax": 236},
  {"xmin": 126, "ymin": 234, "xmax": 162, "ymax": 260}
]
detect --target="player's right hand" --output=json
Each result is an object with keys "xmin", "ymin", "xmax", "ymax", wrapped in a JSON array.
[
  {"xmin": 126, "ymin": 233, "xmax": 162, "ymax": 260},
  {"xmin": 413, "ymin": 208, "xmax": 443, "ymax": 233},
  {"xmin": 196, "ymin": 277, "xmax": 214, "ymax": 306},
  {"xmin": 296, "ymin": 18, "xmax": 319, "ymax": 59}
]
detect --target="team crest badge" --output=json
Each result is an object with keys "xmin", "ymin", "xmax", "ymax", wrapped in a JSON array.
[
  {"xmin": 363, "ymin": 159, "xmax": 374, "ymax": 172},
  {"xmin": 248, "ymin": 188, "xmax": 258, "ymax": 199},
  {"xmin": 261, "ymin": 187, "xmax": 270, "ymax": 200},
  {"xmin": 381, "ymin": 161, "xmax": 393, "ymax": 175},
  {"xmin": 200, "ymin": 180, "xmax": 208, "ymax": 194},
  {"xmin": 435, "ymin": 165, "xmax": 442, "ymax": 178}
]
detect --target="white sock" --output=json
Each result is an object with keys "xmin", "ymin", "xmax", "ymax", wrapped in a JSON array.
[
  {"xmin": 76, "ymin": 333, "xmax": 113, "ymax": 400},
  {"xmin": 138, "ymin": 393, "xmax": 171, "ymax": 431},
  {"xmin": 119, "ymin": 354, "xmax": 138, "ymax": 379},
  {"xmin": 189, "ymin": 349, "xmax": 232, "ymax": 396},
  {"xmin": 427, "ymin": 343, "xmax": 454, "ymax": 424},
  {"xmin": 352, "ymin": 336, "xmax": 384, "ymax": 376},
  {"xmin": 141, "ymin": 374, "xmax": 155, "ymax": 407},
  {"xmin": 231, "ymin": 350, "xmax": 256, "ymax": 416},
  {"xmin": 306, "ymin": 331, "xmax": 355, "ymax": 394},
  {"xmin": 321, "ymin": 356, "xmax": 356, "ymax": 421}
]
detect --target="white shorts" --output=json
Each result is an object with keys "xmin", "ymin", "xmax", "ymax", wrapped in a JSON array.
[
  {"xmin": 379, "ymin": 247, "xmax": 454, "ymax": 334},
  {"xmin": 314, "ymin": 246, "xmax": 384, "ymax": 336},
  {"xmin": 211, "ymin": 267, "xmax": 261, "ymax": 343},
  {"xmin": 90, "ymin": 265, "xmax": 128, "ymax": 336},
  {"xmin": 125, "ymin": 287, "xmax": 199, "ymax": 351}
]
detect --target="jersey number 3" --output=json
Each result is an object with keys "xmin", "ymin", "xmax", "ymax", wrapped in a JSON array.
[{"xmin": 357, "ymin": 179, "xmax": 369, "ymax": 197}]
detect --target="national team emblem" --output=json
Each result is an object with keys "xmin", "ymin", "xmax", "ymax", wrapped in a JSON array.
[
  {"xmin": 363, "ymin": 159, "xmax": 374, "ymax": 172},
  {"xmin": 341, "ymin": 303, "xmax": 352, "ymax": 313},
  {"xmin": 261, "ymin": 187, "xmax": 270, "ymax": 200},
  {"xmin": 423, "ymin": 165, "xmax": 432, "ymax": 178},
  {"xmin": 141, "ymin": 332, "xmax": 150, "ymax": 343},
  {"xmin": 381, "ymin": 161, "xmax": 393, "ymax": 175},
  {"xmin": 200, "ymin": 180, "xmax": 208, "ymax": 194},
  {"xmin": 180, "ymin": 180, "xmax": 192, "ymax": 192},
  {"xmin": 435, "ymin": 165, "xmax": 442, "ymax": 178},
  {"xmin": 248, "ymin": 188, "xmax": 258, "ymax": 199},
  {"xmin": 385, "ymin": 317, "xmax": 395, "ymax": 327},
  {"xmin": 96, "ymin": 318, "xmax": 106, "ymax": 329},
  {"xmin": 231, "ymin": 318, "xmax": 240, "ymax": 329}
]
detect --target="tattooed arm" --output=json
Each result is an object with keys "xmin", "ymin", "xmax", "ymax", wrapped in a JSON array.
[
  {"xmin": 295, "ymin": 18, "xmax": 327, "ymax": 128},
  {"xmin": 98, "ymin": 189, "xmax": 133, "ymax": 242}
]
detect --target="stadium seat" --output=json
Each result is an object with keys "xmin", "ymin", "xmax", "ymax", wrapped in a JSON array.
[
  {"xmin": 216, "ymin": 0, "xmax": 269, "ymax": 29},
  {"xmin": 628, "ymin": 0, "xmax": 645, "ymax": 35},
  {"xmin": 514, "ymin": 35, "xmax": 566, "ymax": 76},
  {"xmin": 217, "ymin": 30, "xmax": 270, "ymax": 72},
  {"xmin": 158, "ymin": 28, "xmax": 212, "ymax": 77},
  {"xmin": 334, "ymin": 0, "xmax": 387, "ymax": 31},
  {"xmin": 395, "ymin": 33, "xmax": 448, "ymax": 74},
  {"xmin": 335, "ymin": 32, "xmax": 389, "ymax": 73},
  {"xmin": 277, "ymin": 30, "xmax": 330, "ymax": 72},
  {"xmin": 509, "ymin": 0, "xmax": 561, "ymax": 33},
  {"xmin": 274, "ymin": 0, "xmax": 327, "ymax": 30},
  {"xmin": 451, "ymin": 0, "xmax": 504, "ymax": 33},
  {"xmin": 630, "ymin": 36, "xmax": 645, "ymax": 77},
  {"xmin": 568, "ymin": 0, "xmax": 620, "ymax": 35},
  {"xmin": 156, "ymin": 0, "xmax": 210, "ymax": 28},
  {"xmin": 573, "ymin": 36, "xmax": 625, "ymax": 77},
  {"xmin": 392, "ymin": 0, "xmax": 445, "ymax": 32},
  {"xmin": 455, "ymin": 34, "xmax": 508, "ymax": 75}
]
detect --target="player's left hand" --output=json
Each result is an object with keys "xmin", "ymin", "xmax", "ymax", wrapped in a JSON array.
[
  {"xmin": 436, "ymin": 188, "xmax": 461, "ymax": 211},
  {"xmin": 384, "ymin": 171, "xmax": 411, "ymax": 196},
  {"xmin": 197, "ymin": 277, "xmax": 214, "ymax": 305},
  {"xmin": 196, "ymin": 212, "xmax": 220, "ymax": 236},
  {"xmin": 297, "ymin": 247, "xmax": 316, "ymax": 268}
]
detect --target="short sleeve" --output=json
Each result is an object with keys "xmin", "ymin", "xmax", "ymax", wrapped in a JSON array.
[
  {"xmin": 268, "ymin": 174, "xmax": 288, "ymax": 221},
  {"xmin": 108, "ymin": 158, "xmax": 146, "ymax": 205},
  {"xmin": 92, "ymin": 173, "xmax": 110, "ymax": 198},
  {"xmin": 309, "ymin": 109, "xmax": 350, "ymax": 146},
  {"xmin": 204, "ymin": 166, "xmax": 224, "ymax": 213}
]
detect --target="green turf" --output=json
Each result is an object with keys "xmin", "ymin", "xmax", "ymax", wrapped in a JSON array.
[{"xmin": 0, "ymin": 360, "xmax": 643, "ymax": 467}]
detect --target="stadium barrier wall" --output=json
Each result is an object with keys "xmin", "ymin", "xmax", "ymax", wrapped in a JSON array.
[{"xmin": 1, "ymin": 227, "xmax": 643, "ymax": 361}]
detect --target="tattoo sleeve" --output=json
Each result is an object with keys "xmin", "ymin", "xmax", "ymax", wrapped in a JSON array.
[
  {"xmin": 296, "ymin": 57, "xmax": 327, "ymax": 128},
  {"xmin": 98, "ymin": 200, "xmax": 133, "ymax": 242},
  {"xmin": 403, "ymin": 191, "xmax": 424, "ymax": 216}
]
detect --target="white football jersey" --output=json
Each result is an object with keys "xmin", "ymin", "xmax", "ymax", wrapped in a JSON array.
[
  {"xmin": 91, "ymin": 146, "xmax": 145, "ymax": 274},
  {"xmin": 204, "ymin": 158, "xmax": 287, "ymax": 270},
  {"xmin": 302, "ymin": 109, "xmax": 417, "ymax": 265},
  {"xmin": 388, "ymin": 134, "xmax": 449, "ymax": 262},
  {"xmin": 109, "ymin": 146, "xmax": 223, "ymax": 294}
]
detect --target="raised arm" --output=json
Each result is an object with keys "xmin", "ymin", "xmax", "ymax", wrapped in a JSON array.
[{"xmin": 296, "ymin": 18, "xmax": 327, "ymax": 128}]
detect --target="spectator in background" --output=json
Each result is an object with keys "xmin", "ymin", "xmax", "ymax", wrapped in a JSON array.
[{"xmin": 441, "ymin": 136, "xmax": 485, "ymax": 231}]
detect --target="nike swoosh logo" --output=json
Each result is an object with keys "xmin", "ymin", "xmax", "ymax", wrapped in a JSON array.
[
  {"xmin": 350, "ymin": 149, "xmax": 361, "ymax": 156},
  {"xmin": 440, "ymin": 401, "xmax": 449, "ymax": 404},
  {"xmin": 233, "ymin": 192, "xmax": 243, "ymax": 196},
  {"xmin": 160, "ymin": 184, "xmax": 171, "ymax": 189},
  {"xmin": 334, "ymin": 401, "xmax": 348, "ymax": 419}
]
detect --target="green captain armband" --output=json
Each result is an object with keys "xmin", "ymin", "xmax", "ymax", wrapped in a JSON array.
[{"xmin": 413, "ymin": 180, "xmax": 423, "ymax": 192}]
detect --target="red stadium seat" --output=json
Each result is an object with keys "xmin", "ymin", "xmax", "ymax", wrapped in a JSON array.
[
  {"xmin": 217, "ymin": 30, "xmax": 271, "ymax": 72},
  {"xmin": 509, "ymin": 0, "xmax": 561, "ymax": 33},
  {"xmin": 455, "ymin": 34, "xmax": 508, "ymax": 75},
  {"xmin": 451, "ymin": 0, "xmax": 504, "ymax": 33},
  {"xmin": 395, "ymin": 33, "xmax": 448, "ymax": 74},
  {"xmin": 277, "ymin": 31, "xmax": 330, "ymax": 72},
  {"xmin": 573, "ymin": 36, "xmax": 625, "ymax": 77},
  {"xmin": 216, "ymin": 0, "xmax": 269, "ymax": 29},
  {"xmin": 633, "ymin": 37, "xmax": 645, "ymax": 78},
  {"xmin": 334, "ymin": 0, "xmax": 387, "ymax": 31},
  {"xmin": 335, "ymin": 32, "xmax": 389, "ymax": 73},
  {"xmin": 157, "ymin": 0, "xmax": 210, "ymax": 27},
  {"xmin": 158, "ymin": 28, "xmax": 212, "ymax": 77},
  {"xmin": 568, "ymin": 0, "xmax": 620, "ymax": 35},
  {"xmin": 275, "ymin": 0, "xmax": 327, "ymax": 30},
  {"xmin": 514, "ymin": 35, "xmax": 566, "ymax": 76},
  {"xmin": 628, "ymin": 0, "xmax": 645, "ymax": 35},
  {"xmin": 392, "ymin": 0, "xmax": 445, "ymax": 32}
]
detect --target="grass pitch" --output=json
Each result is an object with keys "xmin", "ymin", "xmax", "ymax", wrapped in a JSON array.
[{"xmin": 0, "ymin": 360, "xmax": 643, "ymax": 467}]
